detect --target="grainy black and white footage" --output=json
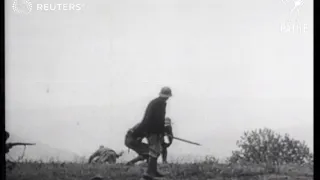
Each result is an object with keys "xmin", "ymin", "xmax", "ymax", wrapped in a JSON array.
[{"xmin": 5, "ymin": 0, "xmax": 313, "ymax": 179}]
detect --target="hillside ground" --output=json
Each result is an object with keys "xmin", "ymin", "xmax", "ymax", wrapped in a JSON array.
[{"xmin": 6, "ymin": 161, "xmax": 313, "ymax": 180}]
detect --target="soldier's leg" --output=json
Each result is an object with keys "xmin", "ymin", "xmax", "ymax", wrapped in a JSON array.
[
  {"xmin": 127, "ymin": 148, "xmax": 149, "ymax": 165},
  {"xmin": 144, "ymin": 134, "xmax": 164, "ymax": 178},
  {"xmin": 125, "ymin": 133, "xmax": 149, "ymax": 165},
  {"xmin": 162, "ymin": 147, "xmax": 168, "ymax": 163},
  {"xmin": 127, "ymin": 155, "xmax": 145, "ymax": 165}
]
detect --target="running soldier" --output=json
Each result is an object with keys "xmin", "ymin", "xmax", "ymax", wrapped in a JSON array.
[
  {"xmin": 131, "ymin": 86, "xmax": 172, "ymax": 179},
  {"xmin": 125, "ymin": 118, "xmax": 173, "ymax": 165}
]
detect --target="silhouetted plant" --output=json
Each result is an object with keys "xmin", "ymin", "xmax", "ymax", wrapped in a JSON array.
[{"xmin": 227, "ymin": 128, "xmax": 313, "ymax": 165}]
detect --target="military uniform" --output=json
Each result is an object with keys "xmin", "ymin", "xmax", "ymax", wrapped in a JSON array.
[
  {"xmin": 125, "ymin": 123, "xmax": 149, "ymax": 161},
  {"xmin": 131, "ymin": 87, "xmax": 172, "ymax": 179},
  {"xmin": 89, "ymin": 146, "xmax": 122, "ymax": 164},
  {"xmin": 161, "ymin": 122, "xmax": 173, "ymax": 163},
  {"xmin": 132, "ymin": 96, "xmax": 167, "ymax": 159}
]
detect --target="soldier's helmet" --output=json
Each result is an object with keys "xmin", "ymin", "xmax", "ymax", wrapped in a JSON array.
[{"xmin": 159, "ymin": 87, "xmax": 172, "ymax": 98}]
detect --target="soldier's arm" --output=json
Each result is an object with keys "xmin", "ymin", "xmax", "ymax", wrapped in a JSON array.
[
  {"xmin": 88, "ymin": 151, "xmax": 99, "ymax": 163},
  {"xmin": 5, "ymin": 143, "xmax": 17, "ymax": 151}
]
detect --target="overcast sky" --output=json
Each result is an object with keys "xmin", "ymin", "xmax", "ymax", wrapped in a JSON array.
[{"xmin": 5, "ymin": 0, "xmax": 313, "ymax": 159}]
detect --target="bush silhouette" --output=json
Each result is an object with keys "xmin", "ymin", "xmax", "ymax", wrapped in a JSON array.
[{"xmin": 227, "ymin": 128, "xmax": 313, "ymax": 165}]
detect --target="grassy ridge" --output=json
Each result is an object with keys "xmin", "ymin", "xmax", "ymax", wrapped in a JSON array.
[{"xmin": 6, "ymin": 161, "xmax": 313, "ymax": 180}]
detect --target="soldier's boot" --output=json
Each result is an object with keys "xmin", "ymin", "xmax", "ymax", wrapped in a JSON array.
[
  {"xmin": 144, "ymin": 157, "xmax": 165, "ymax": 179},
  {"xmin": 154, "ymin": 158, "xmax": 165, "ymax": 178},
  {"xmin": 143, "ymin": 157, "xmax": 157, "ymax": 179},
  {"xmin": 155, "ymin": 171, "xmax": 165, "ymax": 178}
]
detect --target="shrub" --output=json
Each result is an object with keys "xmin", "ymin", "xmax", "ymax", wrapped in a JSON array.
[
  {"xmin": 203, "ymin": 155, "xmax": 219, "ymax": 164},
  {"xmin": 227, "ymin": 128, "xmax": 313, "ymax": 165}
]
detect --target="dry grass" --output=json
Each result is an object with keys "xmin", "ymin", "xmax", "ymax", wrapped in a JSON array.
[{"xmin": 6, "ymin": 161, "xmax": 313, "ymax": 180}]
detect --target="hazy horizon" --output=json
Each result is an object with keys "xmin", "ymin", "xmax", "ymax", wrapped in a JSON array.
[{"xmin": 5, "ymin": 0, "xmax": 313, "ymax": 160}]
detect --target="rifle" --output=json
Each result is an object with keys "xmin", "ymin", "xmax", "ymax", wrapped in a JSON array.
[
  {"xmin": 168, "ymin": 135, "xmax": 201, "ymax": 146},
  {"xmin": 6, "ymin": 142, "xmax": 36, "ymax": 153},
  {"xmin": 7, "ymin": 142, "xmax": 36, "ymax": 147},
  {"xmin": 5, "ymin": 142, "xmax": 36, "ymax": 163}
]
